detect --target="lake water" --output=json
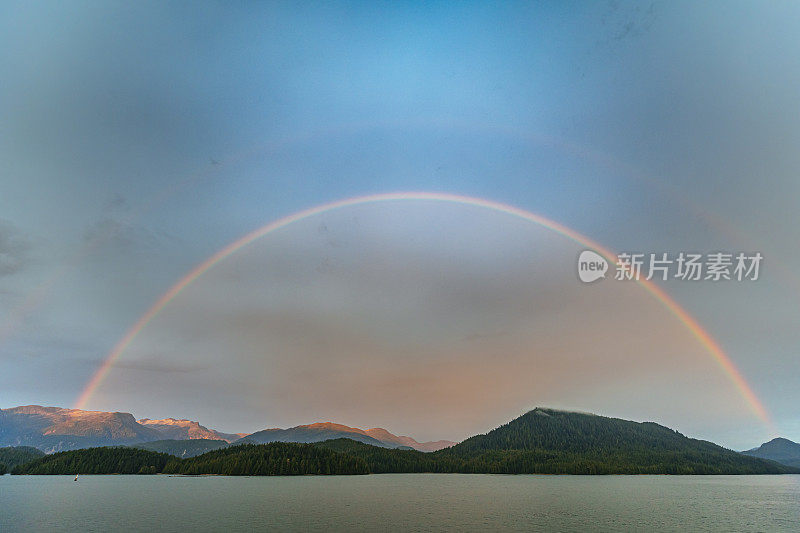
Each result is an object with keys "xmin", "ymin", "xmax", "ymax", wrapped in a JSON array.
[{"xmin": 1, "ymin": 474, "xmax": 799, "ymax": 531}]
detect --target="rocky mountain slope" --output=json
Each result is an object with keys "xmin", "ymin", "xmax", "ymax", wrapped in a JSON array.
[
  {"xmin": 0, "ymin": 405, "xmax": 454, "ymax": 453},
  {"xmin": 138, "ymin": 418, "xmax": 244, "ymax": 443}
]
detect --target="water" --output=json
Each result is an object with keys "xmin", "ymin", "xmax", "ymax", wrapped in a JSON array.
[{"xmin": 1, "ymin": 474, "xmax": 799, "ymax": 532}]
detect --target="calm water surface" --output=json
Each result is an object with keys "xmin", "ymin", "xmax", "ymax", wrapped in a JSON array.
[{"xmin": 1, "ymin": 474, "xmax": 799, "ymax": 532}]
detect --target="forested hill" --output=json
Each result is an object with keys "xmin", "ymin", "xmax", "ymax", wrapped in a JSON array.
[
  {"xmin": 12, "ymin": 447, "xmax": 173, "ymax": 475},
  {"xmin": 742, "ymin": 437, "xmax": 800, "ymax": 468},
  {"xmin": 452, "ymin": 408, "xmax": 704, "ymax": 452},
  {"xmin": 12, "ymin": 443, "xmax": 370, "ymax": 475},
  {"xmin": 0, "ymin": 446, "xmax": 45, "ymax": 471},
  {"xmin": 444, "ymin": 408, "xmax": 794, "ymax": 474},
  {"xmin": 163, "ymin": 442, "xmax": 369, "ymax": 475},
  {"xmin": 130, "ymin": 439, "xmax": 229, "ymax": 458}
]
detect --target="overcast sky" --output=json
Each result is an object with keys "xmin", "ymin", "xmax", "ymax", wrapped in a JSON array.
[{"xmin": 1, "ymin": 1, "xmax": 799, "ymax": 449}]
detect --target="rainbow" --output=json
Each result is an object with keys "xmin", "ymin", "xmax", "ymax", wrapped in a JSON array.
[{"xmin": 73, "ymin": 192, "xmax": 775, "ymax": 432}]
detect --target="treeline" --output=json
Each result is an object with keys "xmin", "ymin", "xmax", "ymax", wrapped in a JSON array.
[
  {"xmin": 315, "ymin": 438, "xmax": 454, "ymax": 473},
  {"xmin": 0, "ymin": 446, "xmax": 45, "ymax": 472},
  {"xmin": 12, "ymin": 438, "xmax": 796, "ymax": 476},
  {"xmin": 131, "ymin": 439, "xmax": 229, "ymax": 458},
  {"xmin": 163, "ymin": 442, "xmax": 369, "ymax": 475},
  {"xmin": 11, "ymin": 443, "xmax": 370, "ymax": 476},
  {"xmin": 12, "ymin": 446, "xmax": 173, "ymax": 475},
  {"xmin": 316, "ymin": 438, "xmax": 793, "ymax": 475},
  {"xmin": 434, "ymin": 448, "xmax": 792, "ymax": 475}
]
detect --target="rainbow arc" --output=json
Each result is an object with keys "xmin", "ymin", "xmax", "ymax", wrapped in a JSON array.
[{"xmin": 73, "ymin": 192, "xmax": 775, "ymax": 434}]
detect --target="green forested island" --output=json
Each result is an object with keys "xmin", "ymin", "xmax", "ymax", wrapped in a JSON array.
[{"xmin": 8, "ymin": 409, "xmax": 798, "ymax": 476}]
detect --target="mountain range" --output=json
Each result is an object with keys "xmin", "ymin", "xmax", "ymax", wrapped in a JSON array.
[
  {"xmin": 239, "ymin": 422, "xmax": 455, "ymax": 452},
  {"xmin": 10, "ymin": 408, "xmax": 798, "ymax": 476},
  {"xmin": 0, "ymin": 405, "xmax": 455, "ymax": 453},
  {"xmin": 3, "ymin": 404, "xmax": 797, "ymax": 470}
]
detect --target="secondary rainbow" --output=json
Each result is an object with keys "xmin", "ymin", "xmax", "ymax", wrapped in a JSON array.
[{"xmin": 73, "ymin": 192, "xmax": 775, "ymax": 432}]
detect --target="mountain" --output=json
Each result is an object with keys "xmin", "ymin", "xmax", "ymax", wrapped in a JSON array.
[
  {"xmin": 442, "ymin": 408, "xmax": 797, "ymax": 474},
  {"xmin": 0, "ymin": 406, "xmax": 163, "ymax": 453},
  {"xmin": 742, "ymin": 437, "xmax": 800, "ymax": 468},
  {"xmin": 0, "ymin": 405, "xmax": 452, "ymax": 454},
  {"xmin": 237, "ymin": 422, "xmax": 455, "ymax": 452},
  {"xmin": 15, "ymin": 408, "xmax": 796, "ymax": 476},
  {"xmin": 0, "ymin": 406, "xmax": 242, "ymax": 453},
  {"xmin": 131, "ymin": 439, "xmax": 229, "ymax": 458},
  {"xmin": 138, "ymin": 418, "xmax": 244, "ymax": 443},
  {"xmin": 359, "ymin": 427, "xmax": 456, "ymax": 452},
  {"xmin": 238, "ymin": 422, "xmax": 389, "ymax": 448},
  {"xmin": 6, "ymin": 403, "xmax": 787, "ymax": 474}
]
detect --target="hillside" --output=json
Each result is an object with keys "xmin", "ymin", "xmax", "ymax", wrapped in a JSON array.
[
  {"xmin": 237, "ymin": 422, "xmax": 455, "ymax": 451},
  {"xmin": 742, "ymin": 437, "xmax": 800, "ymax": 468},
  {"xmin": 0, "ymin": 405, "xmax": 452, "ymax": 453},
  {"xmin": 0, "ymin": 446, "xmax": 45, "ymax": 470},
  {"xmin": 238, "ymin": 423, "xmax": 391, "ymax": 448},
  {"xmin": 443, "ymin": 408, "xmax": 796, "ymax": 474},
  {"xmin": 131, "ymin": 439, "xmax": 229, "ymax": 458},
  {"xmin": 0, "ymin": 406, "xmax": 247, "ymax": 452},
  {"xmin": 0, "ymin": 446, "xmax": 44, "ymax": 474},
  {"xmin": 12, "ymin": 447, "xmax": 174, "ymax": 475},
  {"xmin": 163, "ymin": 443, "xmax": 369, "ymax": 475},
  {"xmin": 313, "ymin": 438, "xmax": 463, "ymax": 473},
  {"xmin": 359, "ymin": 427, "xmax": 455, "ymax": 452},
  {"xmin": 138, "ymin": 418, "xmax": 243, "ymax": 443},
  {"xmin": 0, "ymin": 406, "xmax": 163, "ymax": 452}
]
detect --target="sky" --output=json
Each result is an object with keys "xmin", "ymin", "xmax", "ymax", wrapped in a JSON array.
[{"xmin": 1, "ymin": 1, "xmax": 799, "ymax": 450}]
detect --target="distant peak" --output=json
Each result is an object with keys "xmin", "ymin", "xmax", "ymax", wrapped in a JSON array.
[
  {"xmin": 139, "ymin": 418, "xmax": 200, "ymax": 426},
  {"xmin": 301, "ymin": 422, "xmax": 359, "ymax": 432},
  {"xmin": 530, "ymin": 407, "xmax": 597, "ymax": 416}
]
